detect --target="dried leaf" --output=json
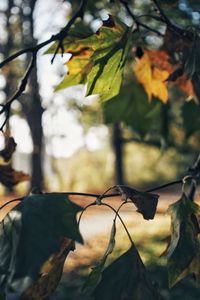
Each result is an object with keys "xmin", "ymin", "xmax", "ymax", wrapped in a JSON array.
[
  {"xmin": 0, "ymin": 194, "xmax": 83, "ymax": 296},
  {"xmin": 21, "ymin": 239, "xmax": 75, "ymax": 300},
  {"xmin": 167, "ymin": 193, "xmax": 200, "ymax": 287},
  {"xmin": 116, "ymin": 185, "xmax": 159, "ymax": 220},
  {"xmin": 0, "ymin": 136, "xmax": 17, "ymax": 162},
  {"xmin": 0, "ymin": 164, "xmax": 30, "ymax": 186}
]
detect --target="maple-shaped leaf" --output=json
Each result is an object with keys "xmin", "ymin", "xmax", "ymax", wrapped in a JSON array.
[
  {"xmin": 115, "ymin": 185, "xmax": 159, "ymax": 220},
  {"xmin": 0, "ymin": 136, "xmax": 17, "ymax": 162},
  {"xmin": 93, "ymin": 245, "xmax": 160, "ymax": 300},
  {"xmin": 133, "ymin": 50, "xmax": 169, "ymax": 103},
  {"xmin": 134, "ymin": 49, "xmax": 193, "ymax": 101},
  {"xmin": 167, "ymin": 192, "xmax": 200, "ymax": 287},
  {"xmin": 83, "ymin": 220, "xmax": 116, "ymax": 293},
  {"xmin": 0, "ymin": 164, "xmax": 30, "ymax": 186},
  {"xmin": 0, "ymin": 194, "xmax": 83, "ymax": 296},
  {"xmin": 49, "ymin": 16, "xmax": 131, "ymax": 102}
]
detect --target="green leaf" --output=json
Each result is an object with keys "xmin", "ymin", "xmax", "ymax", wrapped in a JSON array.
[
  {"xmin": 182, "ymin": 100, "xmax": 200, "ymax": 137},
  {"xmin": 93, "ymin": 245, "xmax": 160, "ymax": 300},
  {"xmin": 82, "ymin": 220, "xmax": 116, "ymax": 293},
  {"xmin": 167, "ymin": 192, "xmax": 200, "ymax": 287},
  {"xmin": 0, "ymin": 194, "xmax": 83, "ymax": 295},
  {"xmin": 115, "ymin": 185, "xmax": 159, "ymax": 220},
  {"xmin": 51, "ymin": 15, "xmax": 131, "ymax": 101},
  {"xmin": 103, "ymin": 83, "xmax": 162, "ymax": 137}
]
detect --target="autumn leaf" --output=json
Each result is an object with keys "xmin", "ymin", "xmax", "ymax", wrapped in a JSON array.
[
  {"xmin": 0, "ymin": 136, "xmax": 17, "ymax": 162},
  {"xmin": 22, "ymin": 239, "xmax": 75, "ymax": 300},
  {"xmin": 0, "ymin": 164, "xmax": 30, "ymax": 186},
  {"xmin": 133, "ymin": 50, "xmax": 169, "ymax": 103},
  {"xmin": 115, "ymin": 185, "xmax": 159, "ymax": 220},
  {"xmin": 167, "ymin": 193, "xmax": 200, "ymax": 287},
  {"xmin": 0, "ymin": 194, "xmax": 83, "ymax": 296},
  {"xmin": 48, "ymin": 15, "xmax": 131, "ymax": 102}
]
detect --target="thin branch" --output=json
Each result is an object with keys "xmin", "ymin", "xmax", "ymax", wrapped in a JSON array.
[
  {"xmin": 0, "ymin": 53, "xmax": 36, "ymax": 131},
  {"xmin": 0, "ymin": 0, "xmax": 87, "ymax": 69},
  {"xmin": 43, "ymin": 179, "xmax": 183, "ymax": 200},
  {"xmin": 120, "ymin": 0, "xmax": 163, "ymax": 36},
  {"xmin": 51, "ymin": 0, "xmax": 87, "ymax": 63},
  {"xmin": 101, "ymin": 202, "xmax": 134, "ymax": 245},
  {"xmin": 0, "ymin": 198, "xmax": 22, "ymax": 211},
  {"xmin": 151, "ymin": 0, "xmax": 188, "ymax": 37},
  {"xmin": 0, "ymin": 0, "xmax": 88, "ymax": 130}
]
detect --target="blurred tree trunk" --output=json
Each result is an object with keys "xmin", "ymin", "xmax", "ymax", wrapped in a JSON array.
[
  {"xmin": 20, "ymin": 0, "xmax": 44, "ymax": 191},
  {"xmin": 1, "ymin": 0, "xmax": 16, "ymax": 192},
  {"xmin": 112, "ymin": 123, "xmax": 124, "ymax": 185}
]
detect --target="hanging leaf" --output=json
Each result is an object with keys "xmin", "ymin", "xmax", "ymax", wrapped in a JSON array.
[
  {"xmin": 103, "ymin": 83, "xmax": 162, "ymax": 137},
  {"xmin": 0, "ymin": 194, "xmax": 83, "ymax": 296},
  {"xmin": 182, "ymin": 100, "xmax": 200, "ymax": 137},
  {"xmin": 21, "ymin": 239, "xmax": 75, "ymax": 300},
  {"xmin": 0, "ymin": 136, "xmax": 17, "ymax": 162},
  {"xmin": 0, "ymin": 164, "xmax": 30, "ymax": 186},
  {"xmin": 49, "ymin": 15, "xmax": 131, "ymax": 101},
  {"xmin": 167, "ymin": 192, "xmax": 200, "ymax": 287},
  {"xmin": 93, "ymin": 245, "xmax": 160, "ymax": 300},
  {"xmin": 133, "ymin": 50, "xmax": 170, "ymax": 103},
  {"xmin": 115, "ymin": 185, "xmax": 159, "ymax": 220},
  {"xmin": 82, "ymin": 220, "xmax": 116, "ymax": 293}
]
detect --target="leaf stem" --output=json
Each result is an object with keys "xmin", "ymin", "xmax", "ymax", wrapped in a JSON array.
[{"xmin": 100, "ymin": 202, "xmax": 134, "ymax": 246}]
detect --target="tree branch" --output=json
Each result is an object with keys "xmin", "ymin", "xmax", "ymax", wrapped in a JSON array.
[
  {"xmin": 0, "ymin": 0, "xmax": 88, "ymax": 130},
  {"xmin": 120, "ymin": 0, "xmax": 163, "ymax": 36}
]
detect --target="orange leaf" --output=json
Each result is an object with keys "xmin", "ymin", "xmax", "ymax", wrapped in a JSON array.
[
  {"xmin": 133, "ymin": 51, "xmax": 169, "ymax": 103},
  {"xmin": 0, "ymin": 164, "xmax": 30, "ymax": 186},
  {"xmin": 0, "ymin": 135, "xmax": 17, "ymax": 162}
]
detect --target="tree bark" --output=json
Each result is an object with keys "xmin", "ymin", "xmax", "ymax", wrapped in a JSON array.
[
  {"xmin": 20, "ymin": 0, "xmax": 44, "ymax": 191},
  {"xmin": 112, "ymin": 123, "xmax": 124, "ymax": 185}
]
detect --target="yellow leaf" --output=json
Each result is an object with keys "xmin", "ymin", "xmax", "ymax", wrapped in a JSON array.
[{"xmin": 133, "ymin": 51, "xmax": 169, "ymax": 103}]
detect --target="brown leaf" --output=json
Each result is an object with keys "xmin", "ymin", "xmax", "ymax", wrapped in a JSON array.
[
  {"xmin": 115, "ymin": 185, "xmax": 159, "ymax": 220},
  {"xmin": 0, "ymin": 164, "xmax": 30, "ymax": 186},
  {"xmin": 0, "ymin": 136, "xmax": 17, "ymax": 162},
  {"xmin": 21, "ymin": 238, "xmax": 75, "ymax": 300}
]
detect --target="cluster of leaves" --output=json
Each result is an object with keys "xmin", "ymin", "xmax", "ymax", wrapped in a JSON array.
[
  {"xmin": 48, "ymin": 9, "xmax": 200, "ymax": 143},
  {"xmin": 0, "ymin": 185, "xmax": 161, "ymax": 299},
  {"xmin": 1, "ymin": 1, "xmax": 200, "ymax": 299}
]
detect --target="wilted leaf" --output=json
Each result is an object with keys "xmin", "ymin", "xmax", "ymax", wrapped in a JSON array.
[
  {"xmin": 93, "ymin": 245, "xmax": 160, "ymax": 300},
  {"xmin": 21, "ymin": 239, "xmax": 75, "ymax": 300},
  {"xmin": 83, "ymin": 220, "xmax": 116, "ymax": 293},
  {"xmin": 0, "ymin": 164, "xmax": 30, "ymax": 186},
  {"xmin": 182, "ymin": 100, "xmax": 200, "ymax": 137},
  {"xmin": 0, "ymin": 136, "xmax": 17, "ymax": 162},
  {"xmin": 167, "ymin": 192, "xmax": 200, "ymax": 287},
  {"xmin": 115, "ymin": 185, "xmax": 159, "ymax": 220},
  {"xmin": 0, "ymin": 194, "xmax": 83, "ymax": 295},
  {"xmin": 103, "ymin": 83, "xmax": 162, "ymax": 137},
  {"xmin": 51, "ymin": 15, "xmax": 131, "ymax": 101}
]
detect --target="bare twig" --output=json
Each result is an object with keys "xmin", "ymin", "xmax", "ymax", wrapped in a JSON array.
[
  {"xmin": 0, "ymin": 53, "xmax": 36, "ymax": 131},
  {"xmin": 120, "ymin": 0, "xmax": 163, "ymax": 36},
  {"xmin": 0, "ymin": 0, "xmax": 88, "ymax": 130}
]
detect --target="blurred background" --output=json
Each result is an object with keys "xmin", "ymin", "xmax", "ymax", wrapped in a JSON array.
[
  {"xmin": 0, "ymin": 0, "xmax": 199, "ymax": 195},
  {"xmin": 0, "ymin": 1, "xmax": 200, "ymax": 299}
]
